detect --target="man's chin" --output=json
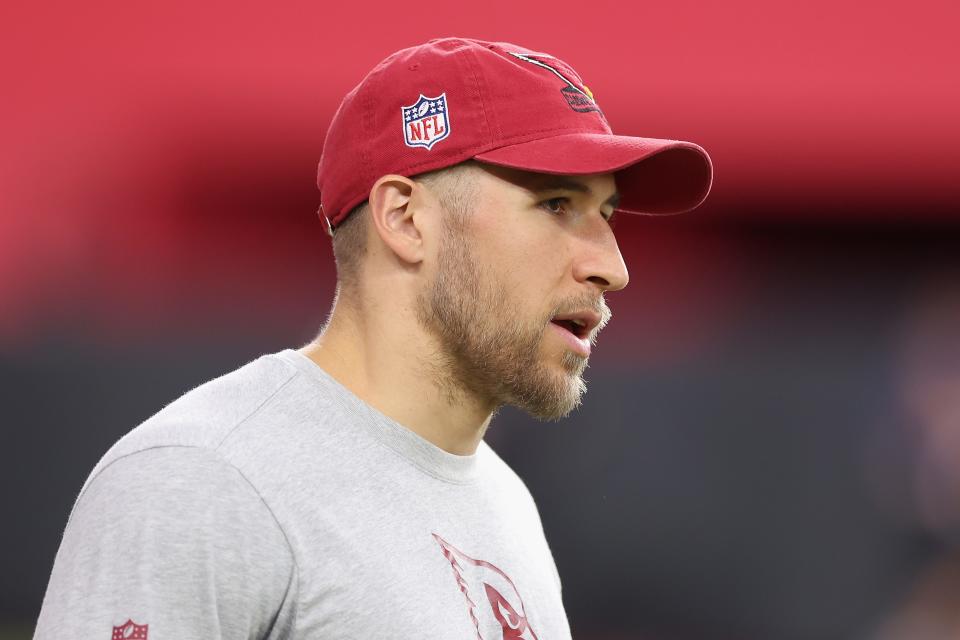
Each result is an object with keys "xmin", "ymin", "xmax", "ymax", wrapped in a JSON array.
[
  {"xmin": 519, "ymin": 393, "xmax": 584, "ymax": 422},
  {"xmin": 517, "ymin": 368, "xmax": 587, "ymax": 421}
]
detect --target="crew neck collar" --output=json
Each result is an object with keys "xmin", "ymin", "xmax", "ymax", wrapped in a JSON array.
[{"xmin": 277, "ymin": 348, "xmax": 484, "ymax": 485}]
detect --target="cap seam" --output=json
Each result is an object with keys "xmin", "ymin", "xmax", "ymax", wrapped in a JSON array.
[{"xmin": 462, "ymin": 44, "xmax": 498, "ymax": 146}]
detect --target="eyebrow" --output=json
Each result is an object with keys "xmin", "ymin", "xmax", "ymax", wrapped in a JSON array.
[{"xmin": 530, "ymin": 176, "xmax": 622, "ymax": 211}]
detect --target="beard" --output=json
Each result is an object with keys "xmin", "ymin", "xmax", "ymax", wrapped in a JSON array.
[{"xmin": 413, "ymin": 211, "xmax": 595, "ymax": 422}]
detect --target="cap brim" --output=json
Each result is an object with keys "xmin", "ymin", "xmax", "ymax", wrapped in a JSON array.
[{"xmin": 473, "ymin": 132, "xmax": 713, "ymax": 215}]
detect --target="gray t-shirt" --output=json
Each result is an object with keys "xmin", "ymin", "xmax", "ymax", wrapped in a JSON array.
[{"xmin": 34, "ymin": 349, "xmax": 570, "ymax": 639}]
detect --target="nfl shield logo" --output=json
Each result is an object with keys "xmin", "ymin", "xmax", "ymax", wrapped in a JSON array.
[
  {"xmin": 401, "ymin": 93, "xmax": 451, "ymax": 150},
  {"xmin": 112, "ymin": 620, "xmax": 148, "ymax": 639}
]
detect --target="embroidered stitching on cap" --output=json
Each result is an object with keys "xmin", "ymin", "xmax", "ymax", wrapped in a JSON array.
[
  {"xmin": 401, "ymin": 93, "xmax": 451, "ymax": 150},
  {"xmin": 507, "ymin": 51, "xmax": 603, "ymax": 114}
]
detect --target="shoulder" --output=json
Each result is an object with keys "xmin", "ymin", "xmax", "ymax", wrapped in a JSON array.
[
  {"xmin": 38, "ymin": 445, "xmax": 298, "ymax": 638},
  {"xmin": 74, "ymin": 445, "xmax": 286, "ymax": 538},
  {"xmin": 80, "ymin": 351, "xmax": 301, "ymax": 496}
]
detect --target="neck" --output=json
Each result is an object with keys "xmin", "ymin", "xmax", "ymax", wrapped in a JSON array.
[{"xmin": 299, "ymin": 298, "xmax": 495, "ymax": 456}]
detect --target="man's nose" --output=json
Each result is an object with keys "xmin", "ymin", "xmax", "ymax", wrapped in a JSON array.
[{"xmin": 572, "ymin": 222, "xmax": 629, "ymax": 293}]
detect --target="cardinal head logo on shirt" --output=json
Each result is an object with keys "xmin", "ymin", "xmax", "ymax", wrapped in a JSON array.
[{"xmin": 433, "ymin": 533, "xmax": 539, "ymax": 640}]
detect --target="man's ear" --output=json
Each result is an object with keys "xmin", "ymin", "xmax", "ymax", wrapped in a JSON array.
[{"xmin": 367, "ymin": 174, "xmax": 425, "ymax": 266}]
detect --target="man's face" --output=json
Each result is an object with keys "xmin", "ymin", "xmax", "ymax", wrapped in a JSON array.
[{"xmin": 414, "ymin": 163, "xmax": 629, "ymax": 421}]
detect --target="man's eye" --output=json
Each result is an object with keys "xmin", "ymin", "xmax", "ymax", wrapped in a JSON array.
[{"xmin": 541, "ymin": 198, "xmax": 568, "ymax": 214}]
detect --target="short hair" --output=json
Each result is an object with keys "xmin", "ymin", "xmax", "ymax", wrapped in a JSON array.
[
  {"xmin": 329, "ymin": 161, "xmax": 479, "ymax": 303},
  {"xmin": 329, "ymin": 199, "xmax": 370, "ymax": 302}
]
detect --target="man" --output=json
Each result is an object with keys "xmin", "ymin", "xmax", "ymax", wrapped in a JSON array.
[{"xmin": 35, "ymin": 37, "xmax": 712, "ymax": 638}]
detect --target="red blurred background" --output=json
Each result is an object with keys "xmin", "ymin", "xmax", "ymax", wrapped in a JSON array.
[
  {"xmin": 2, "ymin": 1, "xmax": 959, "ymax": 638},
  {"xmin": 3, "ymin": 0, "xmax": 958, "ymax": 348}
]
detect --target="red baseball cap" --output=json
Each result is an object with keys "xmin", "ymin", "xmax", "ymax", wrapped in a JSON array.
[{"xmin": 317, "ymin": 37, "xmax": 713, "ymax": 233}]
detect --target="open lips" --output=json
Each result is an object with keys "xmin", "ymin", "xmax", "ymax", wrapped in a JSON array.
[{"xmin": 550, "ymin": 310, "xmax": 601, "ymax": 339}]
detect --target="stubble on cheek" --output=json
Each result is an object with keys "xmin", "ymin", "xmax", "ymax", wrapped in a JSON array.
[{"xmin": 416, "ymin": 216, "xmax": 589, "ymax": 420}]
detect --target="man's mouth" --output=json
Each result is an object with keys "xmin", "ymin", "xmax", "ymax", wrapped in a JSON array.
[
  {"xmin": 549, "ymin": 318, "xmax": 588, "ymax": 339},
  {"xmin": 548, "ymin": 309, "xmax": 601, "ymax": 357},
  {"xmin": 550, "ymin": 308, "xmax": 600, "ymax": 337}
]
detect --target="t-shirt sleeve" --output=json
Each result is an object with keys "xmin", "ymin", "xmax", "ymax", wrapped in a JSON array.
[{"xmin": 33, "ymin": 445, "xmax": 297, "ymax": 639}]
